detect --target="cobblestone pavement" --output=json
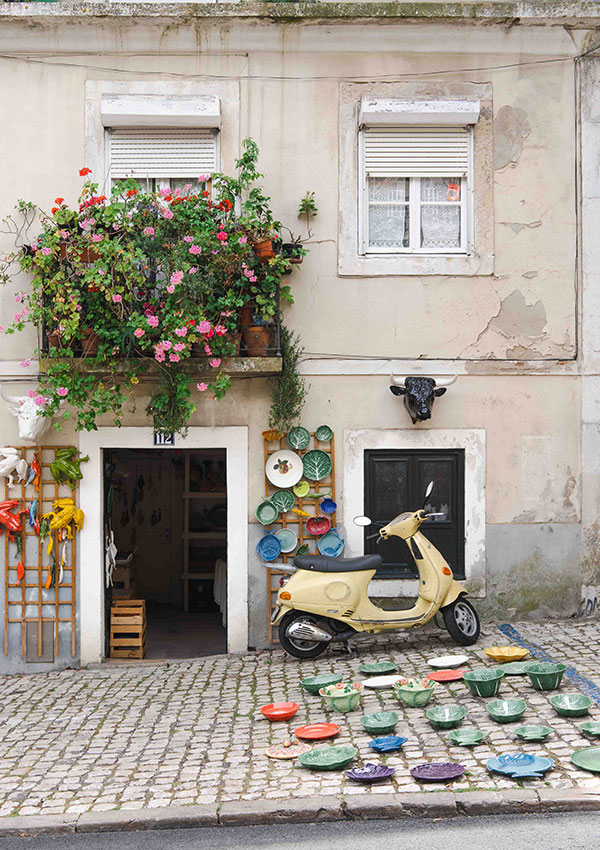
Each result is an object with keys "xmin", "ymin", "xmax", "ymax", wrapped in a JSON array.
[{"xmin": 1, "ymin": 620, "xmax": 600, "ymax": 819}]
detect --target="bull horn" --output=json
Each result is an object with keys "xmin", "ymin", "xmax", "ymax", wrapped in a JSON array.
[
  {"xmin": 390, "ymin": 375, "xmax": 407, "ymax": 387},
  {"xmin": 433, "ymin": 376, "xmax": 457, "ymax": 388},
  {"xmin": 0, "ymin": 387, "xmax": 26, "ymax": 406}
]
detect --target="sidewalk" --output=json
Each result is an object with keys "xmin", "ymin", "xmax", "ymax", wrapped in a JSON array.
[{"xmin": 1, "ymin": 620, "xmax": 599, "ymax": 834}]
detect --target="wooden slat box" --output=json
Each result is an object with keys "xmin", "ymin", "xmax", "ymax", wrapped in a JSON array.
[{"xmin": 109, "ymin": 599, "xmax": 146, "ymax": 659}]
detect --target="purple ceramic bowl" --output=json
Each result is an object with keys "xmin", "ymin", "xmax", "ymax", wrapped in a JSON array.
[
  {"xmin": 345, "ymin": 763, "xmax": 395, "ymax": 783},
  {"xmin": 410, "ymin": 762, "xmax": 465, "ymax": 782}
]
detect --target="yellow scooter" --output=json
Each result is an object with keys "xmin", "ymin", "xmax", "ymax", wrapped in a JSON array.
[{"xmin": 272, "ymin": 482, "xmax": 480, "ymax": 659}]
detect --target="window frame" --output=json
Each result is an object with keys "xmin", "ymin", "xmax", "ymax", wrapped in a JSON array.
[{"xmin": 359, "ymin": 127, "xmax": 474, "ymax": 256}]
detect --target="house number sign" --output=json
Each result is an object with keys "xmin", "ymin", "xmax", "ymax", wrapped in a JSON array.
[{"xmin": 153, "ymin": 432, "xmax": 175, "ymax": 446}]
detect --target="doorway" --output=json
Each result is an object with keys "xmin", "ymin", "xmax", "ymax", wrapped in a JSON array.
[
  {"xmin": 104, "ymin": 448, "xmax": 227, "ymax": 659},
  {"xmin": 364, "ymin": 449, "xmax": 465, "ymax": 579}
]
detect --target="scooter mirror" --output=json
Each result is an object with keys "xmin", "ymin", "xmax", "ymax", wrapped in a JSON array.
[
  {"xmin": 425, "ymin": 480, "xmax": 434, "ymax": 499},
  {"xmin": 353, "ymin": 515, "xmax": 372, "ymax": 527}
]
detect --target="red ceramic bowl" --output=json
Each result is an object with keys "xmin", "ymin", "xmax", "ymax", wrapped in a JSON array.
[
  {"xmin": 260, "ymin": 702, "xmax": 299, "ymax": 721},
  {"xmin": 306, "ymin": 516, "xmax": 331, "ymax": 536}
]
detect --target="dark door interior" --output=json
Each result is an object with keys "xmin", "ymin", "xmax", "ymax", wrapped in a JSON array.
[{"xmin": 364, "ymin": 449, "xmax": 465, "ymax": 579}]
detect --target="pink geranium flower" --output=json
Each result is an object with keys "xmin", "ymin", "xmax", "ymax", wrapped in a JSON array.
[
  {"xmin": 134, "ymin": 328, "xmax": 145, "ymax": 338},
  {"xmin": 162, "ymin": 340, "xmax": 172, "ymax": 350},
  {"xmin": 143, "ymin": 226, "xmax": 155, "ymax": 237},
  {"xmin": 112, "ymin": 294, "xmax": 122, "ymax": 303},
  {"xmin": 28, "ymin": 389, "xmax": 37, "ymax": 398},
  {"xmin": 34, "ymin": 395, "xmax": 47, "ymax": 407},
  {"xmin": 162, "ymin": 208, "xmax": 174, "ymax": 220},
  {"xmin": 173, "ymin": 342, "xmax": 185, "ymax": 352},
  {"xmin": 147, "ymin": 316, "xmax": 159, "ymax": 328},
  {"xmin": 189, "ymin": 245, "xmax": 202, "ymax": 255},
  {"xmin": 196, "ymin": 382, "xmax": 208, "ymax": 392},
  {"xmin": 209, "ymin": 358, "xmax": 221, "ymax": 368},
  {"xmin": 56, "ymin": 387, "xmax": 68, "ymax": 398},
  {"xmin": 197, "ymin": 320, "xmax": 211, "ymax": 334},
  {"xmin": 174, "ymin": 327, "xmax": 187, "ymax": 337},
  {"xmin": 41, "ymin": 247, "xmax": 51, "ymax": 256},
  {"xmin": 169, "ymin": 353, "xmax": 180, "ymax": 363},
  {"xmin": 91, "ymin": 234, "xmax": 103, "ymax": 243},
  {"xmin": 20, "ymin": 358, "xmax": 31, "ymax": 368},
  {"xmin": 184, "ymin": 236, "xmax": 193, "ymax": 243},
  {"xmin": 166, "ymin": 284, "xmax": 175, "ymax": 294},
  {"xmin": 170, "ymin": 271, "xmax": 184, "ymax": 285}
]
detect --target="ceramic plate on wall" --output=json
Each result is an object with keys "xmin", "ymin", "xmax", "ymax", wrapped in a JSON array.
[
  {"xmin": 255, "ymin": 499, "xmax": 278, "ymax": 525},
  {"xmin": 276, "ymin": 528, "xmax": 298, "ymax": 553},
  {"xmin": 315, "ymin": 425, "xmax": 333, "ymax": 442},
  {"xmin": 302, "ymin": 450, "xmax": 332, "ymax": 481},
  {"xmin": 287, "ymin": 426, "xmax": 311, "ymax": 450},
  {"xmin": 265, "ymin": 450, "xmax": 303, "ymax": 487},
  {"xmin": 256, "ymin": 533, "xmax": 282, "ymax": 562},
  {"xmin": 271, "ymin": 489, "xmax": 295, "ymax": 513},
  {"xmin": 317, "ymin": 530, "xmax": 344, "ymax": 557}
]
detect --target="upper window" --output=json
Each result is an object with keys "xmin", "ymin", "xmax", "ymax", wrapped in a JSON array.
[
  {"xmin": 107, "ymin": 127, "xmax": 219, "ymax": 192},
  {"xmin": 360, "ymin": 127, "xmax": 472, "ymax": 255}
]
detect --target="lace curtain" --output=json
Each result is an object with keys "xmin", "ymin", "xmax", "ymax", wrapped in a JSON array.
[
  {"xmin": 368, "ymin": 178, "xmax": 409, "ymax": 248},
  {"xmin": 420, "ymin": 177, "xmax": 461, "ymax": 249}
]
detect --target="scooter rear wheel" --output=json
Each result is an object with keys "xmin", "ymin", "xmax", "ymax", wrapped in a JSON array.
[
  {"xmin": 442, "ymin": 597, "xmax": 480, "ymax": 645},
  {"xmin": 279, "ymin": 611, "xmax": 329, "ymax": 659}
]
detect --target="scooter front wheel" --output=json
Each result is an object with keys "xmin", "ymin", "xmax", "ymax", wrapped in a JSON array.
[
  {"xmin": 278, "ymin": 611, "xmax": 330, "ymax": 659},
  {"xmin": 442, "ymin": 597, "xmax": 480, "ymax": 646}
]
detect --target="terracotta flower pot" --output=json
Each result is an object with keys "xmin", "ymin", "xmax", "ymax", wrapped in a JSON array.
[
  {"xmin": 240, "ymin": 301, "xmax": 255, "ymax": 329},
  {"xmin": 223, "ymin": 331, "xmax": 242, "ymax": 356},
  {"xmin": 59, "ymin": 242, "xmax": 100, "ymax": 264},
  {"xmin": 243, "ymin": 325, "xmax": 271, "ymax": 357},
  {"xmin": 253, "ymin": 239, "xmax": 275, "ymax": 262},
  {"xmin": 46, "ymin": 331, "xmax": 64, "ymax": 351},
  {"xmin": 81, "ymin": 329, "xmax": 100, "ymax": 357}
]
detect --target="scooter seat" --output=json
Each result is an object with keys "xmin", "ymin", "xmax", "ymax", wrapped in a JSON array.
[{"xmin": 293, "ymin": 554, "xmax": 383, "ymax": 573}]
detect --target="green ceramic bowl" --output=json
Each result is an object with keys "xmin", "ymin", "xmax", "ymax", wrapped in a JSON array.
[
  {"xmin": 360, "ymin": 711, "xmax": 399, "ymax": 735},
  {"xmin": 426, "ymin": 705, "xmax": 466, "ymax": 730},
  {"xmin": 550, "ymin": 693, "xmax": 593, "ymax": 717},
  {"xmin": 448, "ymin": 728, "xmax": 487, "ymax": 746},
  {"xmin": 486, "ymin": 698, "xmax": 527, "ymax": 723},
  {"xmin": 514, "ymin": 724, "xmax": 553, "ymax": 742},
  {"xmin": 462, "ymin": 668, "xmax": 505, "ymax": 698},
  {"xmin": 255, "ymin": 499, "xmax": 278, "ymax": 525},
  {"xmin": 270, "ymin": 489, "xmax": 295, "ymax": 513},
  {"xmin": 359, "ymin": 661, "xmax": 398, "ymax": 675},
  {"xmin": 579, "ymin": 721, "xmax": 600, "ymax": 738},
  {"xmin": 319, "ymin": 683, "xmax": 363, "ymax": 713},
  {"xmin": 301, "ymin": 673, "xmax": 343, "ymax": 695},
  {"xmin": 525, "ymin": 661, "xmax": 567, "ymax": 691},
  {"xmin": 393, "ymin": 679, "xmax": 436, "ymax": 707},
  {"xmin": 298, "ymin": 744, "xmax": 358, "ymax": 771}
]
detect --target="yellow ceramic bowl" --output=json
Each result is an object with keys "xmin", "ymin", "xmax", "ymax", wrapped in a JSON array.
[{"xmin": 484, "ymin": 646, "xmax": 529, "ymax": 663}]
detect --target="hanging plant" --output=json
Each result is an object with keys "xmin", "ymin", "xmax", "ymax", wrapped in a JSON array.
[
  {"xmin": 0, "ymin": 140, "xmax": 303, "ymax": 436},
  {"xmin": 268, "ymin": 325, "xmax": 308, "ymax": 433}
]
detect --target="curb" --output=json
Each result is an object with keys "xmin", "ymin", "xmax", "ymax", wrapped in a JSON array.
[{"xmin": 1, "ymin": 789, "xmax": 600, "ymax": 838}]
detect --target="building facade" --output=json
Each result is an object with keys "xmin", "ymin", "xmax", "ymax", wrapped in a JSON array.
[{"xmin": 0, "ymin": 0, "xmax": 599, "ymax": 672}]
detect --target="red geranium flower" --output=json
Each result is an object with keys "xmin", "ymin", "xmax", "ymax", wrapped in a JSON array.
[
  {"xmin": 54, "ymin": 197, "xmax": 64, "ymax": 205},
  {"xmin": 79, "ymin": 168, "xmax": 92, "ymax": 177},
  {"xmin": 126, "ymin": 189, "xmax": 138, "ymax": 198},
  {"xmin": 51, "ymin": 207, "xmax": 59, "ymax": 214}
]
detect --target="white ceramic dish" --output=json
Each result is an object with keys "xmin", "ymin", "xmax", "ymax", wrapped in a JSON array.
[
  {"xmin": 427, "ymin": 654, "xmax": 469, "ymax": 669},
  {"xmin": 361, "ymin": 675, "xmax": 405, "ymax": 689},
  {"xmin": 265, "ymin": 450, "xmax": 303, "ymax": 487}
]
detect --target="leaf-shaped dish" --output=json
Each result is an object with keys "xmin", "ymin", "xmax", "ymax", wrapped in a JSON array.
[
  {"xmin": 270, "ymin": 489, "xmax": 295, "ymax": 513},
  {"xmin": 524, "ymin": 661, "xmax": 567, "ymax": 691},
  {"xmin": 579, "ymin": 721, "xmax": 600, "ymax": 738},
  {"xmin": 315, "ymin": 425, "xmax": 333, "ymax": 442},
  {"xmin": 462, "ymin": 668, "xmax": 505, "ymax": 697},
  {"xmin": 359, "ymin": 661, "xmax": 398, "ymax": 675},
  {"xmin": 369, "ymin": 735, "xmax": 408, "ymax": 753},
  {"xmin": 256, "ymin": 532, "xmax": 282, "ymax": 562},
  {"xmin": 298, "ymin": 744, "xmax": 357, "ymax": 771},
  {"xmin": 486, "ymin": 698, "xmax": 527, "ymax": 723},
  {"xmin": 550, "ymin": 693, "xmax": 592, "ymax": 717},
  {"xmin": 300, "ymin": 673, "xmax": 343, "ymax": 695},
  {"xmin": 497, "ymin": 662, "xmax": 531, "ymax": 676},
  {"xmin": 360, "ymin": 711, "xmax": 399, "ymax": 735},
  {"xmin": 293, "ymin": 480, "xmax": 310, "ymax": 497},
  {"xmin": 448, "ymin": 728, "xmax": 487, "ymax": 746},
  {"xmin": 488, "ymin": 753, "xmax": 554, "ymax": 778},
  {"xmin": 571, "ymin": 746, "xmax": 600, "ymax": 773},
  {"xmin": 410, "ymin": 763, "xmax": 465, "ymax": 782},
  {"xmin": 317, "ymin": 530, "xmax": 344, "ymax": 558},
  {"xmin": 345, "ymin": 763, "xmax": 395, "ymax": 783},
  {"xmin": 302, "ymin": 450, "xmax": 332, "ymax": 481},
  {"xmin": 514, "ymin": 724, "xmax": 553, "ymax": 741},
  {"xmin": 255, "ymin": 499, "xmax": 278, "ymax": 525},
  {"xmin": 484, "ymin": 646, "xmax": 529, "ymax": 663},
  {"xmin": 288, "ymin": 426, "xmax": 311, "ymax": 450},
  {"xmin": 426, "ymin": 705, "xmax": 466, "ymax": 730}
]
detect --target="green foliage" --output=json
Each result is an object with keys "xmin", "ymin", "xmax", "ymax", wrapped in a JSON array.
[
  {"xmin": 268, "ymin": 326, "xmax": 308, "ymax": 432},
  {"xmin": 1, "ymin": 139, "xmax": 303, "ymax": 436}
]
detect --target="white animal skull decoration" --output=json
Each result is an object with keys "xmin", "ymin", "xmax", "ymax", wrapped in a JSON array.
[
  {"xmin": 0, "ymin": 389, "xmax": 52, "ymax": 443},
  {"xmin": 0, "ymin": 448, "xmax": 27, "ymax": 488}
]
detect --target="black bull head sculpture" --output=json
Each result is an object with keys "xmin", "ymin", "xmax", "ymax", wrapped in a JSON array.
[{"xmin": 390, "ymin": 375, "xmax": 456, "ymax": 424}]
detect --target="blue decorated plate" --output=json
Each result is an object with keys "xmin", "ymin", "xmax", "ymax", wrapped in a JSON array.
[
  {"xmin": 317, "ymin": 530, "xmax": 344, "ymax": 558},
  {"xmin": 487, "ymin": 753, "xmax": 554, "ymax": 778},
  {"xmin": 256, "ymin": 533, "xmax": 282, "ymax": 562}
]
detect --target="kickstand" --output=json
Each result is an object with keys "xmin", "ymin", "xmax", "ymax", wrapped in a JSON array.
[{"xmin": 343, "ymin": 640, "xmax": 354, "ymax": 657}]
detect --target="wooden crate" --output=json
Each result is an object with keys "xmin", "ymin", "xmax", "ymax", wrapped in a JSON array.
[
  {"xmin": 111, "ymin": 566, "xmax": 137, "ymax": 600},
  {"xmin": 109, "ymin": 599, "xmax": 146, "ymax": 659}
]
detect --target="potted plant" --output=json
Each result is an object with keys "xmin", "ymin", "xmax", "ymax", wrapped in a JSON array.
[{"xmin": 0, "ymin": 140, "xmax": 304, "ymax": 436}]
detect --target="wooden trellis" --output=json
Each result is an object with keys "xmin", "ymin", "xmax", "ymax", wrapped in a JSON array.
[
  {"xmin": 263, "ymin": 431, "xmax": 336, "ymax": 643},
  {"xmin": 4, "ymin": 446, "xmax": 78, "ymax": 659}
]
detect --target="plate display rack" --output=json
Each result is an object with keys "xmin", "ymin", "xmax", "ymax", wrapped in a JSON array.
[
  {"xmin": 3, "ymin": 446, "xmax": 79, "ymax": 659},
  {"xmin": 263, "ymin": 430, "xmax": 336, "ymax": 643}
]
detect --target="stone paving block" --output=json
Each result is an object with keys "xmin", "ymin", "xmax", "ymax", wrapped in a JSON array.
[
  {"xmin": 218, "ymin": 795, "xmax": 343, "ymax": 825},
  {"xmin": 77, "ymin": 803, "xmax": 218, "ymax": 832},
  {"xmin": 0, "ymin": 813, "xmax": 79, "ymax": 837},
  {"xmin": 537, "ymin": 788, "xmax": 600, "ymax": 812}
]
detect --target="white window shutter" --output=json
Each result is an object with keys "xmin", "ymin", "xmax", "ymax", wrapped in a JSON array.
[
  {"xmin": 363, "ymin": 127, "xmax": 470, "ymax": 177},
  {"xmin": 109, "ymin": 128, "xmax": 218, "ymax": 179}
]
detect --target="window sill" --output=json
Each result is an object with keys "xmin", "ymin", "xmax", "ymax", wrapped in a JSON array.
[
  {"xmin": 338, "ymin": 250, "xmax": 493, "ymax": 277},
  {"xmin": 38, "ymin": 356, "xmax": 282, "ymax": 380}
]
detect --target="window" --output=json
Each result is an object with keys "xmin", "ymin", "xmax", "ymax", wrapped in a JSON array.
[
  {"xmin": 363, "ymin": 449, "xmax": 465, "ymax": 579},
  {"xmin": 337, "ymin": 83, "xmax": 493, "ymax": 276},
  {"xmin": 107, "ymin": 127, "xmax": 219, "ymax": 191},
  {"xmin": 360, "ymin": 127, "xmax": 471, "ymax": 254}
]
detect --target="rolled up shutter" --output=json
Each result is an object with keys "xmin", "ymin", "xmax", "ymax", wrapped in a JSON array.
[
  {"xmin": 108, "ymin": 128, "xmax": 218, "ymax": 179},
  {"xmin": 363, "ymin": 127, "xmax": 470, "ymax": 177}
]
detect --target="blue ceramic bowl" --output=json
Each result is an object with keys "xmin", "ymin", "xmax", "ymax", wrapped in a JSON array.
[
  {"xmin": 256, "ymin": 533, "xmax": 282, "ymax": 562},
  {"xmin": 320, "ymin": 498, "xmax": 337, "ymax": 514},
  {"xmin": 369, "ymin": 735, "xmax": 408, "ymax": 753}
]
